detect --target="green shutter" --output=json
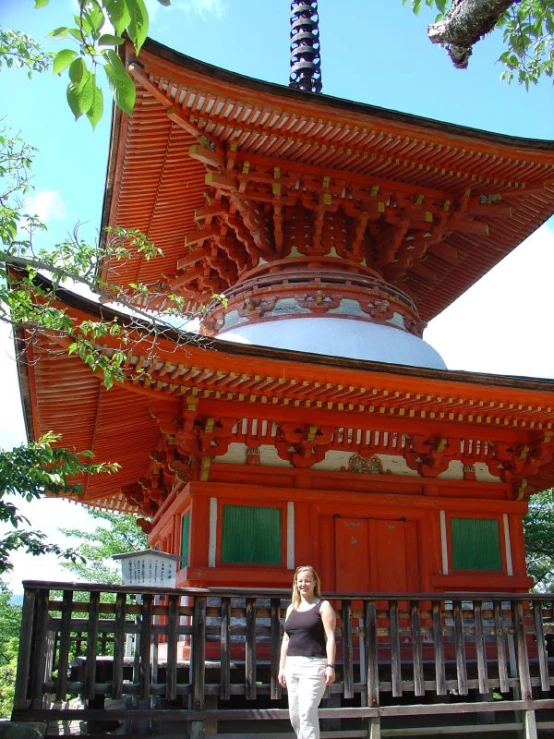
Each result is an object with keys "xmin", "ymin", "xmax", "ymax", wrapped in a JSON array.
[
  {"xmin": 181, "ymin": 511, "xmax": 190, "ymax": 567},
  {"xmin": 451, "ymin": 517, "xmax": 502, "ymax": 571},
  {"xmin": 221, "ymin": 505, "xmax": 281, "ymax": 565}
]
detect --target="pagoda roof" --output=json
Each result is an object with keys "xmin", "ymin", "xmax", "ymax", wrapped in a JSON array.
[
  {"xmin": 16, "ymin": 282, "xmax": 554, "ymax": 512},
  {"xmin": 101, "ymin": 38, "xmax": 554, "ymax": 322}
]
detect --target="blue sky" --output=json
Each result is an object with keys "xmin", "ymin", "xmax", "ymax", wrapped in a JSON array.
[{"xmin": 1, "ymin": 0, "xmax": 553, "ymax": 591}]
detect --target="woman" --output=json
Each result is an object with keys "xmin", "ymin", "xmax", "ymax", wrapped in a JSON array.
[{"xmin": 278, "ymin": 565, "xmax": 336, "ymax": 739}]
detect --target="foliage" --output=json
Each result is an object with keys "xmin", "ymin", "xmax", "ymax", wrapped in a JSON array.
[
  {"xmin": 402, "ymin": 0, "xmax": 554, "ymax": 86},
  {"xmin": 60, "ymin": 509, "xmax": 148, "ymax": 584},
  {"xmin": 0, "ymin": 433, "xmax": 120, "ymax": 574},
  {"xmin": 0, "ymin": 120, "xmax": 207, "ymax": 390},
  {"xmin": 0, "ymin": 28, "xmax": 52, "ymax": 76},
  {"xmin": 524, "ymin": 488, "xmax": 554, "ymax": 592},
  {"xmin": 0, "ymin": 581, "xmax": 21, "ymax": 717},
  {"xmin": 35, "ymin": 0, "xmax": 168, "ymax": 127},
  {"xmin": 0, "ymin": 17, "xmax": 223, "ymax": 575}
]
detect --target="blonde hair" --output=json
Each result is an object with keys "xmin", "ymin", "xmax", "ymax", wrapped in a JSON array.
[{"xmin": 291, "ymin": 565, "xmax": 323, "ymax": 610}]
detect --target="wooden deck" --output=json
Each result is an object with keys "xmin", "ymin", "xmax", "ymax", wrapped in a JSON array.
[{"xmin": 11, "ymin": 582, "xmax": 554, "ymax": 737}]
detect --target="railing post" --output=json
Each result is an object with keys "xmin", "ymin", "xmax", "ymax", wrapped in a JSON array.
[
  {"xmin": 513, "ymin": 599, "xmax": 533, "ymax": 701},
  {"xmin": 342, "ymin": 599, "xmax": 354, "ymax": 699},
  {"xmin": 13, "ymin": 587, "xmax": 37, "ymax": 712},
  {"xmin": 84, "ymin": 590, "xmax": 100, "ymax": 703},
  {"xmin": 112, "ymin": 592, "xmax": 127, "ymax": 700},
  {"xmin": 245, "ymin": 597, "xmax": 257, "ymax": 700},
  {"xmin": 493, "ymin": 599, "xmax": 509, "ymax": 694},
  {"xmin": 389, "ymin": 600, "xmax": 402, "ymax": 698},
  {"xmin": 432, "ymin": 600, "xmax": 446, "ymax": 696},
  {"xmin": 139, "ymin": 594, "xmax": 153, "ymax": 702},
  {"xmin": 166, "ymin": 593, "xmax": 180, "ymax": 701},
  {"xmin": 474, "ymin": 599, "xmax": 489, "ymax": 695},
  {"xmin": 364, "ymin": 600, "xmax": 379, "ymax": 707},
  {"xmin": 270, "ymin": 597, "xmax": 283, "ymax": 700},
  {"xmin": 453, "ymin": 599, "xmax": 468, "ymax": 695},
  {"xmin": 532, "ymin": 600, "xmax": 550, "ymax": 692},
  {"xmin": 30, "ymin": 588, "xmax": 50, "ymax": 708},
  {"xmin": 410, "ymin": 600, "xmax": 424, "ymax": 697},
  {"xmin": 191, "ymin": 595, "xmax": 207, "ymax": 710},
  {"xmin": 220, "ymin": 596, "xmax": 231, "ymax": 700},
  {"xmin": 56, "ymin": 589, "xmax": 74, "ymax": 701}
]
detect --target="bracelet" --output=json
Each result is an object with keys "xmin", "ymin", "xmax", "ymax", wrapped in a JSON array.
[{"xmin": 326, "ymin": 665, "xmax": 335, "ymax": 669}]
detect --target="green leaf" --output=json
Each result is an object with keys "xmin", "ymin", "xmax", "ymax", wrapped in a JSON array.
[
  {"xmin": 104, "ymin": 63, "xmax": 136, "ymax": 114},
  {"xmin": 34, "ymin": 0, "xmax": 49, "ymax": 7},
  {"xmin": 98, "ymin": 33, "xmax": 125, "ymax": 47},
  {"xmin": 48, "ymin": 26, "xmax": 71, "ymax": 38},
  {"xmin": 77, "ymin": 71, "xmax": 95, "ymax": 114},
  {"xmin": 86, "ymin": 80, "xmax": 104, "ymax": 129},
  {"xmin": 66, "ymin": 82, "xmax": 84, "ymax": 120},
  {"xmin": 104, "ymin": 0, "xmax": 132, "ymax": 36},
  {"xmin": 68, "ymin": 57, "xmax": 88, "ymax": 88},
  {"xmin": 126, "ymin": 0, "xmax": 149, "ymax": 52},
  {"xmin": 84, "ymin": 0, "xmax": 106, "ymax": 37},
  {"xmin": 52, "ymin": 48, "xmax": 78, "ymax": 75},
  {"xmin": 103, "ymin": 48, "xmax": 129, "ymax": 81}
]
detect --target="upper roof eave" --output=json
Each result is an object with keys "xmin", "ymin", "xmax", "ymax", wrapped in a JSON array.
[
  {"xmin": 18, "ymin": 274, "xmax": 554, "ymax": 398},
  {"xmin": 133, "ymin": 37, "xmax": 554, "ymax": 153}
]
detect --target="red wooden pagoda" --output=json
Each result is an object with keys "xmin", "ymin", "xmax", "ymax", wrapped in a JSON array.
[{"xmin": 16, "ymin": 32, "xmax": 554, "ymax": 597}]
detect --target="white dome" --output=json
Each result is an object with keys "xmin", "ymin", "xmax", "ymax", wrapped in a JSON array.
[{"xmin": 217, "ymin": 316, "xmax": 447, "ymax": 370}]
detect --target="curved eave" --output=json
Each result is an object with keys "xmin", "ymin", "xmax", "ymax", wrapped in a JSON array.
[
  {"xmin": 14, "ymin": 284, "xmax": 554, "ymax": 508},
  {"xmin": 122, "ymin": 38, "xmax": 554, "ymax": 151},
  {"xmin": 100, "ymin": 39, "xmax": 554, "ymax": 322}
]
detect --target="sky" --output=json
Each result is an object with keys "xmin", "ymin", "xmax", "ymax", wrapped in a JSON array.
[{"xmin": 1, "ymin": 0, "xmax": 553, "ymax": 594}]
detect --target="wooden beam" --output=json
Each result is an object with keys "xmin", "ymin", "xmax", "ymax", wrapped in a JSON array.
[
  {"xmin": 184, "ymin": 226, "xmax": 219, "ymax": 248},
  {"xmin": 195, "ymin": 203, "xmax": 229, "ymax": 220},
  {"xmin": 189, "ymin": 144, "xmax": 225, "ymax": 168}
]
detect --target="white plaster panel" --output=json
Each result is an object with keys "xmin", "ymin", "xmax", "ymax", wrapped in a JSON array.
[
  {"xmin": 474, "ymin": 462, "xmax": 501, "ymax": 483},
  {"xmin": 437, "ymin": 460, "xmax": 464, "ymax": 480},
  {"xmin": 259, "ymin": 444, "xmax": 293, "ymax": 468},
  {"xmin": 217, "ymin": 316, "xmax": 447, "ymax": 369},
  {"xmin": 310, "ymin": 451, "xmax": 418, "ymax": 476},
  {"xmin": 213, "ymin": 442, "xmax": 247, "ymax": 465}
]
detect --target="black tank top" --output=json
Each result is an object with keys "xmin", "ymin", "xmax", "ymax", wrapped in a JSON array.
[{"xmin": 284, "ymin": 602, "xmax": 326, "ymax": 657}]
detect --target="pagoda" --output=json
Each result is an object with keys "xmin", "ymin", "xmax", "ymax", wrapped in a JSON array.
[{"xmin": 16, "ymin": 2, "xmax": 554, "ymax": 595}]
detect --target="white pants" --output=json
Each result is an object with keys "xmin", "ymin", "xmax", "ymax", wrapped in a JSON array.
[{"xmin": 286, "ymin": 656, "xmax": 327, "ymax": 739}]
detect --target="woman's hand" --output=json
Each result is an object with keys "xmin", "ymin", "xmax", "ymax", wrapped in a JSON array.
[
  {"xmin": 324, "ymin": 665, "xmax": 335, "ymax": 686},
  {"xmin": 278, "ymin": 668, "xmax": 287, "ymax": 688}
]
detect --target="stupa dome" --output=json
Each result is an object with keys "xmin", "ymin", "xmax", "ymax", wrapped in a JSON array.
[{"xmin": 207, "ymin": 260, "xmax": 447, "ymax": 370}]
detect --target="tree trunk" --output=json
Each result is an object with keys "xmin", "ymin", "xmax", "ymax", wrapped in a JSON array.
[{"xmin": 428, "ymin": 0, "xmax": 517, "ymax": 68}]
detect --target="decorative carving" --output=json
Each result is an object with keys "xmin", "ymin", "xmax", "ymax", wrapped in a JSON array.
[
  {"xmin": 347, "ymin": 454, "xmax": 383, "ymax": 474},
  {"xmin": 297, "ymin": 290, "xmax": 341, "ymax": 313},
  {"xmin": 487, "ymin": 432, "xmax": 554, "ymax": 496},
  {"xmin": 246, "ymin": 447, "xmax": 261, "ymax": 466},
  {"xmin": 404, "ymin": 434, "xmax": 458, "ymax": 477},
  {"xmin": 275, "ymin": 422, "xmax": 333, "ymax": 468}
]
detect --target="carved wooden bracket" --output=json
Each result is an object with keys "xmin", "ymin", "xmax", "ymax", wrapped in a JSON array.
[
  {"xmin": 488, "ymin": 432, "xmax": 554, "ymax": 495},
  {"xmin": 275, "ymin": 422, "xmax": 333, "ymax": 468},
  {"xmin": 404, "ymin": 434, "xmax": 458, "ymax": 477}
]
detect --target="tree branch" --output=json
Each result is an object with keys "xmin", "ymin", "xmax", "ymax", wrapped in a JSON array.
[{"xmin": 428, "ymin": 0, "xmax": 517, "ymax": 68}]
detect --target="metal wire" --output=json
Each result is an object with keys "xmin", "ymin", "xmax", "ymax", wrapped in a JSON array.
[{"xmin": 289, "ymin": 1, "xmax": 322, "ymax": 93}]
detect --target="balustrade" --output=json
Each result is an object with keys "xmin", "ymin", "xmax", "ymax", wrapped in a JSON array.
[{"xmin": 11, "ymin": 582, "xmax": 554, "ymax": 736}]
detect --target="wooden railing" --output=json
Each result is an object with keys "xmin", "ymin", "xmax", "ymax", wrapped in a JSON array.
[{"xmin": 11, "ymin": 582, "xmax": 554, "ymax": 737}]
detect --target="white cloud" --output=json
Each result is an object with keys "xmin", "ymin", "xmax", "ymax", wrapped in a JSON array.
[
  {"xmin": 24, "ymin": 190, "xmax": 67, "ymax": 223},
  {"xmin": 425, "ymin": 221, "xmax": 554, "ymax": 378},
  {"xmin": 169, "ymin": 0, "xmax": 226, "ymax": 21}
]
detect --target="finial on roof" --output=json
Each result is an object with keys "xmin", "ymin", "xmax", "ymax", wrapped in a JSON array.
[{"xmin": 289, "ymin": 1, "xmax": 322, "ymax": 93}]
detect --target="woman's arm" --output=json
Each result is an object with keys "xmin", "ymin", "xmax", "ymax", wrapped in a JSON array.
[
  {"xmin": 320, "ymin": 600, "xmax": 336, "ymax": 686},
  {"xmin": 278, "ymin": 605, "xmax": 293, "ymax": 687}
]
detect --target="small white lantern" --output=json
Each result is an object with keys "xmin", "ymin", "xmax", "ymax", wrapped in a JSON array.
[{"xmin": 112, "ymin": 549, "xmax": 182, "ymax": 588}]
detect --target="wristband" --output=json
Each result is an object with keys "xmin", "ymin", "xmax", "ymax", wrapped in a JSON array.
[{"xmin": 326, "ymin": 665, "xmax": 335, "ymax": 669}]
